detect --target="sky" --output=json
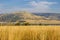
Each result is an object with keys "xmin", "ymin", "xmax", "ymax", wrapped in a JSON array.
[{"xmin": 0, "ymin": 0, "xmax": 60, "ymax": 13}]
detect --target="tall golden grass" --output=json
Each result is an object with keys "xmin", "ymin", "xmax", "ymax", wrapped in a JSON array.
[{"xmin": 0, "ymin": 26, "xmax": 60, "ymax": 40}]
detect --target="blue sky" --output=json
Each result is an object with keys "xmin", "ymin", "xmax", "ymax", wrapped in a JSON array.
[{"xmin": 0, "ymin": 0, "xmax": 60, "ymax": 13}]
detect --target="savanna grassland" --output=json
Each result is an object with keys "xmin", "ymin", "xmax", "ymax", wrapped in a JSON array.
[{"xmin": 0, "ymin": 26, "xmax": 60, "ymax": 40}]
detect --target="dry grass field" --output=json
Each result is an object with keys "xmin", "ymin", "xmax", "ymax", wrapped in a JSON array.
[{"xmin": 0, "ymin": 26, "xmax": 60, "ymax": 40}]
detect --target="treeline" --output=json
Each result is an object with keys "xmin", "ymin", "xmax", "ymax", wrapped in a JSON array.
[{"xmin": 0, "ymin": 22, "xmax": 60, "ymax": 26}]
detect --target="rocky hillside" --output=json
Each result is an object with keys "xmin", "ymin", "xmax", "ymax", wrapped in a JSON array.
[
  {"xmin": 0, "ymin": 12, "xmax": 45, "ymax": 22},
  {"xmin": 33, "ymin": 13, "xmax": 60, "ymax": 20},
  {"xmin": 0, "ymin": 12, "xmax": 60, "ymax": 25}
]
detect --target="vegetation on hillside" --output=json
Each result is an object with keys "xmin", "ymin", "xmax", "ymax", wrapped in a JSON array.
[{"xmin": 0, "ymin": 11, "xmax": 60, "ymax": 25}]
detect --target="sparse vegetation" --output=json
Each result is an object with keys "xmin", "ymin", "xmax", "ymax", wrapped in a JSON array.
[
  {"xmin": 0, "ymin": 12, "xmax": 60, "ymax": 25},
  {"xmin": 23, "ymin": 22, "xmax": 30, "ymax": 25}
]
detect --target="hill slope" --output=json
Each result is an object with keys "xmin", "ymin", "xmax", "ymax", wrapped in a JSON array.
[
  {"xmin": 0, "ymin": 12, "xmax": 60, "ymax": 25},
  {"xmin": 33, "ymin": 13, "xmax": 60, "ymax": 20},
  {"xmin": 0, "ymin": 12, "xmax": 45, "ymax": 22}
]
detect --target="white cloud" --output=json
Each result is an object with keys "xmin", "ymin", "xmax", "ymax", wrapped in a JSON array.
[
  {"xmin": 0, "ymin": 1, "xmax": 59, "ymax": 13},
  {"xmin": 26, "ymin": 1, "xmax": 58, "ymax": 13},
  {"xmin": 10, "ymin": 1, "xmax": 58, "ymax": 13}
]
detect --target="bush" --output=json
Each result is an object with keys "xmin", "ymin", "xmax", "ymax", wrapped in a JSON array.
[
  {"xmin": 15, "ymin": 22, "xmax": 20, "ymax": 25},
  {"xmin": 23, "ymin": 22, "xmax": 30, "ymax": 25}
]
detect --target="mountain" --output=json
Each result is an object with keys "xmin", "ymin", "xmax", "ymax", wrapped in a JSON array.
[
  {"xmin": 0, "ymin": 12, "xmax": 45, "ymax": 22},
  {"xmin": 0, "ymin": 12, "xmax": 60, "ymax": 25},
  {"xmin": 33, "ymin": 13, "xmax": 60, "ymax": 20}
]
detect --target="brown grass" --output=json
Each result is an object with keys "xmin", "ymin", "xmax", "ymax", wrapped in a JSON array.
[{"xmin": 0, "ymin": 26, "xmax": 60, "ymax": 40}]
